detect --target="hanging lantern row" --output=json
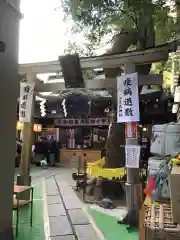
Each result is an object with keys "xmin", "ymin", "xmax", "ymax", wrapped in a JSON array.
[{"xmin": 16, "ymin": 122, "xmax": 42, "ymax": 132}]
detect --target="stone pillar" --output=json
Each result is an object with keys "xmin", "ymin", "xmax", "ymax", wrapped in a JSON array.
[
  {"xmin": 0, "ymin": 0, "xmax": 20, "ymax": 238},
  {"xmin": 17, "ymin": 73, "xmax": 36, "ymax": 194}
]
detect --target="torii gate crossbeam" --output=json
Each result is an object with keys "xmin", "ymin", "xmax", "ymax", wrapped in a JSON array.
[{"xmin": 19, "ymin": 42, "xmax": 176, "ymax": 75}]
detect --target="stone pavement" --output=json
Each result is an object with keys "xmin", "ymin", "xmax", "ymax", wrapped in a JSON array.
[{"xmin": 43, "ymin": 174, "xmax": 101, "ymax": 240}]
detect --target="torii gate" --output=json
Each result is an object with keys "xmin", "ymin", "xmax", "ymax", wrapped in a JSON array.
[
  {"xmin": 19, "ymin": 45, "xmax": 169, "ymax": 93},
  {"xmin": 18, "ymin": 41, "xmax": 176, "ymax": 225},
  {"xmin": 18, "ymin": 45, "xmax": 172, "ymax": 182}
]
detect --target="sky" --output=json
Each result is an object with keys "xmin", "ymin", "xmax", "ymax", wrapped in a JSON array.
[
  {"xmin": 19, "ymin": 0, "xmax": 111, "ymax": 64},
  {"xmin": 19, "ymin": 0, "xmax": 73, "ymax": 63}
]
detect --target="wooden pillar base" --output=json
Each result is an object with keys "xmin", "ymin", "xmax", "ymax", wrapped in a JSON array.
[
  {"xmin": 0, "ymin": 227, "xmax": 13, "ymax": 239},
  {"xmin": 125, "ymin": 183, "xmax": 142, "ymax": 223}
]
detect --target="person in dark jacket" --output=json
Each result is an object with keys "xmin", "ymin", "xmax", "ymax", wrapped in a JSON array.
[
  {"xmin": 55, "ymin": 141, "xmax": 60, "ymax": 163},
  {"xmin": 48, "ymin": 137, "xmax": 57, "ymax": 166},
  {"xmin": 43, "ymin": 137, "xmax": 50, "ymax": 163},
  {"xmin": 16, "ymin": 140, "xmax": 22, "ymax": 155},
  {"xmin": 34, "ymin": 137, "xmax": 45, "ymax": 164},
  {"xmin": 15, "ymin": 139, "xmax": 22, "ymax": 167}
]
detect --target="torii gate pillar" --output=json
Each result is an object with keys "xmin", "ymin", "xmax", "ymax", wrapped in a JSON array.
[
  {"xmin": 124, "ymin": 63, "xmax": 141, "ymax": 223},
  {"xmin": 0, "ymin": 0, "xmax": 21, "ymax": 238}
]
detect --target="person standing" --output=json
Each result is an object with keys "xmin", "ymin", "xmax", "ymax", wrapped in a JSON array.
[
  {"xmin": 43, "ymin": 137, "xmax": 49, "ymax": 164},
  {"xmin": 15, "ymin": 139, "xmax": 22, "ymax": 167},
  {"xmin": 33, "ymin": 137, "xmax": 45, "ymax": 165},
  {"xmin": 49, "ymin": 136, "xmax": 57, "ymax": 166}
]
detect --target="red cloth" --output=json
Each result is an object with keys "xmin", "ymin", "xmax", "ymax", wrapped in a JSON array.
[{"xmin": 144, "ymin": 175, "xmax": 156, "ymax": 197}]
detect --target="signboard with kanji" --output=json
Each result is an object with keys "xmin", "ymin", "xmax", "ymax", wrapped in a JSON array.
[
  {"xmin": 117, "ymin": 73, "xmax": 140, "ymax": 122},
  {"xmin": 19, "ymin": 83, "xmax": 35, "ymax": 122},
  {"xmin": 54, "ymin": 118, "xmax": 110, "ymax": 126},
  {"xmin": 125, "ymin": 145, "xmax": 141, "ymax": 168}
]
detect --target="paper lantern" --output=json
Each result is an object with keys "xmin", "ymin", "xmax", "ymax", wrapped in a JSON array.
[
  {"xmin": 174, "ymin": 86, "xmax": 180, "ymax": 103},
  {"xmin": 33, "ymin": 124, "xmax": 42, "ymax": 132},
  {"xmin": 16, "ymin": 121, "xmax": 24, "ymax": 130},
  {"xmin": 172, "ymin": 104, "xmax": 178, "ymax": 114}
]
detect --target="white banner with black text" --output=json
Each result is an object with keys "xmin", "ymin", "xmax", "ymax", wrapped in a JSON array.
[
  {"xmin": 19, "ymin": 82, "xmax": 35, "ymax": 122},
  {"xmin": 117, "ymin": 73, "xmax": 140, "ymax": 122}
]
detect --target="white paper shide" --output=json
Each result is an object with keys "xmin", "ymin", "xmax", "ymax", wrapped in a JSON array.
[
  {"xmin": 19, "ymin": 83, "xmax": 35, "ymax": 122},
  {"xmin": 117, "ymin": 73, "xmax": 140, "ymax": 122},
  {"xmin": 125, "ymin": 145, "xmax": 141, "ymax": 168}
]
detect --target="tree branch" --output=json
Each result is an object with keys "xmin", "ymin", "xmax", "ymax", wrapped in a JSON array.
[{"xmin": 102, "ymin": 7, "xmax": 138, "ymax": 27}]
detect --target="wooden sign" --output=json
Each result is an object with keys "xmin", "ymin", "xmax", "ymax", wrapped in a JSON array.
[
  {"xmin": 54, "ymin": 118, "xmax": 110, "ymax": 126},
  {"xmin": 59, "ymin": 54, "xmax": 84, "ymax": 88},
  {"xmin": 117, "ymin": 73, "xmax": 140, "ymax": 122}
]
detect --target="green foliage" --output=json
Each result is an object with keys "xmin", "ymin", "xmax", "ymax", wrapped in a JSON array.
[
  {"xmin": 61, "ymin": 0, "xmax": 177, "ymax": 47},
  {"xmin": 154, "ymin": 1, "xmax": 176, "ymax": 43},
  {"xmin": 63, "ymin": 41, "xmax": 94, "ymax": 56},
  {"xmin": 153, "ymin": 54, "xmax": 180, "ymax": 73}
]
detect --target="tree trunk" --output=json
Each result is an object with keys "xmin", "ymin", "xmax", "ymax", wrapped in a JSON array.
[
  {"xmin": 104, "ymin": 29, "xmax": 139, "ymax": 78},
  {"xmin": 104, "ymin": 2, "xmax": 155, "ymax": 168},
  {"xmin": 104, "ymin": 123, "xmax": 125, "ymax": 168},
  {"xmin": 175, "ymin": 0, "xmax": 180, "ymax": 39}
]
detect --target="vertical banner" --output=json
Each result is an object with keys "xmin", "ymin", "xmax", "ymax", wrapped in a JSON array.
[
  {"xmin": 117, "ymin": 73, "xmax": 140, "ymax": 122},
  {"xmin": 125, "ymin": 145, "xmax": 141, "ymax": 168},
  {"xmin": 125, "ymin": 122, "xmax": 138, "ymax": 139},
  {"xmin": 19, "ymin": 82, "xmax": 35, "ymax": 122}
]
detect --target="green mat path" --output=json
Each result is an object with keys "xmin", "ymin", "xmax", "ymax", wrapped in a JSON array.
[
  {"xmin": 13, "ymin": 183, "xmax": 45, "ymax": 240},
  {"xmin": 88, "ymin": 208, "xmax": 138, "ymax": 240},
  {"xmin": 13, "ymin": 166, "xmax": 138, "ymax": 239}
]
